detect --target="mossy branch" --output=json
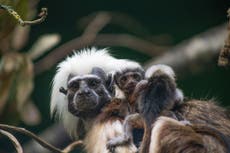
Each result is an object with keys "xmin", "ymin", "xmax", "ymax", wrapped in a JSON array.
[{"xmin": 0, "ymin": 5, "xmax": 48, "ymax": 26}]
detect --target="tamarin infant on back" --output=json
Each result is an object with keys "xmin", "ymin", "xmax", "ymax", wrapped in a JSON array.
[{"xmin": 107, "ymin": 64, "xmax": 230, "ymax": 153}]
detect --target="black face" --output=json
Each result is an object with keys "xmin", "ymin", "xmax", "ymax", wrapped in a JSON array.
[
  {"xmin": 65, "ymin": 67, "xmax": 111, "ymax": 118},
  {"xmin": 115, "ymin": 68, "xmax": 144, "ymax": 96}
]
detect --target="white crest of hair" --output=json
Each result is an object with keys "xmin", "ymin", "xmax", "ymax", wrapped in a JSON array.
[
  {"xmin": 115, "ymin": 59, "xmax": 142, "ymax": 73},
  {"xmin": 84, "ymin": 120, "xmax": 137, "ymax": 153},
  {"xmin": 50, "ymin": 48, "xmax": 126, "ymax": 138},
  {"xmin": 145, "ymin": 64, "xmax": 175, "ymax": 80}
]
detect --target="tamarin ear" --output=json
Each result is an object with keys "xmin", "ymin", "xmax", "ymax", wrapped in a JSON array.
[
  {"xmin": 113, "ymin": 72, "xmax": 120, "ymax": 86},
  {"xmin": 91, "ymin": 67, "xmax": 107, "ymax": 84},
  {"xmin": 59, "ymin": 87, "xmax": 67, "ymax": 95}
]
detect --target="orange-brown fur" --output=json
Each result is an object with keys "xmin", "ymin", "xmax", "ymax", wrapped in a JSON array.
[
  {"xmin": 172, "ymin": 100, "xmax": 230, "ymax": 136},
  {"xmin": 97, "ymin": 98, "xmax": 130, "ymax": 123},
  {"xmin": 149, "ymin": 116, "xmax": 229, "ymax": 153}
]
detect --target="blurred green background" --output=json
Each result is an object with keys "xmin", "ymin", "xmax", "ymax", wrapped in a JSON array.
[
  {"xmin": 0, "ymin": 0, "xmax": 230, "ymax": 152},
  {"xmin": 31, "ymin": 0, "xmax": 229, "ymax": 124}
]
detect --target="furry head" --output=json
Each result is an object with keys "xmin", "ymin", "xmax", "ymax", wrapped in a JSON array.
[
  {"xmin": 110, "ymin": 59, "xmax": 144, "ymax": 99},
  {"xmin": 50, "ymin": 48, "xmax": 129, "ymax": 137}
]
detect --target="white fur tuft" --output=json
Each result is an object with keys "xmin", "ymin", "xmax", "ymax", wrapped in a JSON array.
[
  {"xmin": 84, "ymin": 120, "xmax": 137, "ymax": 153},
  {"xmin": 145, "ymin": 64, "xmax": 175, "ymax": 80},
  {"xmin": 175, "ymin": 88, "xmax": 184, "ymax": 103},
  {"xmin": 50, "ymin": 48, "xmax": 130, "ymax": 138},
  {"xmin": 114, "ymin": 59, "xmax": 142, "ymax": 73},
  {"xmin": 114, "ymin": 85, "xmax": 126, "ymax": 99}
]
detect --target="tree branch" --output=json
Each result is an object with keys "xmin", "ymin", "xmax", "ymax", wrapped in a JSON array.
[
  {"xmin": 0, "ymin": 129, "xmax": 23, "ymax": 153},
  {"xmin": 0, "ymin": 124, "xmax": 62, "ymax": 153},
  {"xmin": 0, "ymin": 5, "xmax": 47, "ymax": 26},
  {"xmin": 62, "ymin": 140, "xmax": 83, "ymax": 153},
  {"xmin": 94, "ymin": 34, "xmax": 168, "ymax": 55},
  {"xmin": 144, "ymin": 23, "xmax": 228, "ymax": 74},
  {"xmin": 22, "ymin": 124, "xmax": 83, "ymax": 153},
  {"xmin": 77, "ymin": 11, "xmax": 151, "ymax": 37},
  {"xmin": 34, "ymin": 11, "xmax": 167, "ymax": 75}
]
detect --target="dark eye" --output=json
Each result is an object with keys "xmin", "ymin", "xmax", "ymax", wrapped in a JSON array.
[
  {"xmin": 133, "ymin": 74, "xmax": 141, "ymax": 81},
  {"xmin": 120, "ymin": 76, "xmax": 127, "ymax": 83},
  {"xmin": 68, "ymin": 82, "xmax": 79, "ymax": 90},
  {"xmin": 88, "ymin": 79, "xmax": 100, "ymax": 88}
]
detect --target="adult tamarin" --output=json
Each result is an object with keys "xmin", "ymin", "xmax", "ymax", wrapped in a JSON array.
[
  {"xmin": 50, "ymin": 48, "xmax": 138, "ymax": 153},
  {"xmin": 107, "ymin": 64, "xmax": 230, "ymax": 153}
]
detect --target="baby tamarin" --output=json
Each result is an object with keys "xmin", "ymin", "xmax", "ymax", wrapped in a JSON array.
[
  {"xmin": 107, "ymin": 64, "xmax": 230, "ymax": 153},
  {"xmin": 111, "ymin": 60, "xmax": 144, "ymax": 113}
]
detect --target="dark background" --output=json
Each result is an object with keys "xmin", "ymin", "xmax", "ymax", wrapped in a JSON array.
[
  {"xmin": 31, "ymin": 0, "xmax": 230, "ymax": 125},
  {"xmin": 2, "ymin": 0, "xmax": 230, "ymax": 152}
]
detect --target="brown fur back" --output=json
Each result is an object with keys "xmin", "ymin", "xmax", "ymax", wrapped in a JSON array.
[{"xmin": 175, "ymin": 100, "xmax": 230, "ymax": 136}]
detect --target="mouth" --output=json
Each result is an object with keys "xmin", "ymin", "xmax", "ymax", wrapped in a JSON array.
[
  {"xmin": 75, "ymin": 96, "xmax": 99, "ymax": 110},
  {"xmin": 124, "ymin": 84, "xmax": 136, "ymax": 94},
  {"xmin": 77, "ymin": 93, "xmax": 94, "ymax": 101}
]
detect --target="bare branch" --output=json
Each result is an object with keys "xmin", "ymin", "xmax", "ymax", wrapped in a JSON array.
[
  {"xmin": 34, "ymin": 33, "xmax": 166, "ymax": 75},
  {"xmin": 94, "ymin": 34, "xmax": 168, "ymax": 55},
  {"xmin": 23, "ymin": 124, "xmax": 68, "ymax": 153},
  {"xmin": 0, "ymin": 5, "xmax": 47, "ymax": 26},
  {"xmin": 0, "ymin": 124, "xmax": 63, "ymax": 153},
  {"xmin": 62, "ymin": 140, "xmax": 83, "ymax": 153},
  {"xmin": 22, "ymin": 8, "xmax": 48, "ymax": 26},
  {"xmin": 33, "ymin": 11, "xmax": 112, "ymax": 75},
  {"xmin": 0, "ymin": 129, "xmax": 23, "ymax": 153},
  {"xmin": 81, "ymin": 12, "xmax": 111, "ymax": 41},
  {"xmin": 144, "ymin": 23, "xmax": 228, "ymax": 73},
  {"xmin": 77, "ymin": 11, "xmax": 151, "ymax": 37},
  {"xmin": 34, "ymin": 11, "xmax": 167, "ymax": 75},
  {"xmin": 28, "ymin": 33, "xmax": 61, "ymax": 60}
]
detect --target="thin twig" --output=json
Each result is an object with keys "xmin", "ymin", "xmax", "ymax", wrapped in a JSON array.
[
  {"xmin": 0, "ymin": 129, "xmax": 23, "ymax": 153},
  {"xmin": 0, "ymin": 5, "xmax": 47, "ymax": 26},
  {"xmin": 62, "ymin": 140, "xmax": 83, "ymax": 153},
  {"xmin": 0, "ymin": 124, "xmax": 63, "ymax": 153}
]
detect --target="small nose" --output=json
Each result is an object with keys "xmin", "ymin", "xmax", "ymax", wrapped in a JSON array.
[{"xmin": 78, "ymin": 89, "xmax": 90, "ymax": 96}]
